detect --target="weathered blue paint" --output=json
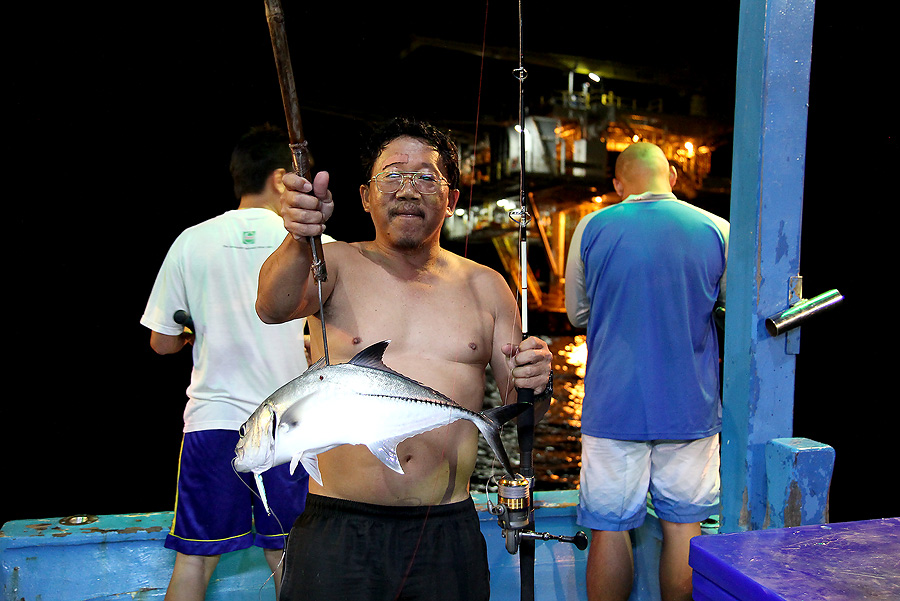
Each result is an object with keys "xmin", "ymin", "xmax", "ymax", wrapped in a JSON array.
[
  {"xmin": 765, "ymin": 438, "xmax": 835, "ymax": 528},
  {"xmin": 0, "ymin": 491, "xmax": 721, "ymax": 601},
  {"xmin": 0, "ymin": 492, "xmax": 591, "ymax": 601},
  {"xmin": 0, "ymin": 512, "xmax": 177, "ymax": 600},
  {"xmin": 721, "ymin": 0, "xmax": 821, "ymax": 533}
]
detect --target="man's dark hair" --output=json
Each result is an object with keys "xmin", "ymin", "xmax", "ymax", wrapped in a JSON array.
[
  {"xmin": 229, "ymin": 124, "xmax": 292, "ymax": 199},
  {"xmin": 360, "ymin": 117, "xmax": 460, "ymax": 190}
]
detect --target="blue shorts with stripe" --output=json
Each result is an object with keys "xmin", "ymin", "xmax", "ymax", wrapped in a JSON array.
[{"xmin": 165, "ymin": 429, "xmax": 308, "ymax": 556}]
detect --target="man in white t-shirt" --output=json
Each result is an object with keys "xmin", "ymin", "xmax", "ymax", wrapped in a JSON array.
[{"xmin": 141, "ymin": 125, "xmax": 332, "ymax": 600}]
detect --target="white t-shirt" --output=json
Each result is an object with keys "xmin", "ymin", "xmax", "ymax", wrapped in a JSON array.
[{"xmin": 141, "ymin": 208, "xmax": 329, "ymax": 432}]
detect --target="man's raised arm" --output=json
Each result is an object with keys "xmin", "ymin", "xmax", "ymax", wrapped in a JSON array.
[{"xmin": 256, "ymin": 171, "xmax": 334, "ymax": 324}]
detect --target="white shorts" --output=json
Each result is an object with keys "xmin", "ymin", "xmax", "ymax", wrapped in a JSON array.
[{"xmin": 577, "ymin": 434, "xmax": 720, "ymax": 531}]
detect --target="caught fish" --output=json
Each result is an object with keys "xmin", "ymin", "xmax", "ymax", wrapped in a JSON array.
[{"xmin": 233, "ymin": 340, "xmax": 528, "ymax": 491}]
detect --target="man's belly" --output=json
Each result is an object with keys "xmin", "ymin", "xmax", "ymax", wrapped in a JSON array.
[{"xmin": 308, "ymin": 423, "xmax": 480, "ymax": 506}]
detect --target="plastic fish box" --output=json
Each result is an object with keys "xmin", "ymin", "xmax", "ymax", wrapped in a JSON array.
[{"xmin": 689, "ymin": 517, "xmax": 900, "ymax": 601}]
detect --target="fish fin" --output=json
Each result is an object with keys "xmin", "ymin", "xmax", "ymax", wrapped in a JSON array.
[
  {"xmin": 347, "ymin": 340, "xmax": 394, "ymax": 371},
  {"xmin": 297, "ymin": 454, "xmax": 324, "ymax": 486},
  {"xmin": 350, "ymin": 341, "xmax": 463, "ymax": 407},
  {"xmin": 475, "ymin": 403, "xmax": 531, "ymax": 476},
  {"xmin": 366, "ymin": 437, "xmax": 407, "ymax": 475},
  {"xmin": 289, "ymin": 454, "xmax": 301, "ymax": 475},
  {"xmin": 255, "ymin": 473, "xmax": 272, "ymax": 516}
]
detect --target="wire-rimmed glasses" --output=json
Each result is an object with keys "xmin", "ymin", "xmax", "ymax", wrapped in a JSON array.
[{"xmin": 369, "ymin": 171, "xmax": 449, "ymax": 195}]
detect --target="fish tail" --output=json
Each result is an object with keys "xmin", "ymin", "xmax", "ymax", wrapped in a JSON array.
[{"xmin": 475, "ymin": 403, "xmax": 530, "ymax": 476}]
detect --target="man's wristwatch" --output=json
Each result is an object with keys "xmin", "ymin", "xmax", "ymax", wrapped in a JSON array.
[{"xmin": 534, "ymin": 370, "xmax": 554, "ymax": 402}]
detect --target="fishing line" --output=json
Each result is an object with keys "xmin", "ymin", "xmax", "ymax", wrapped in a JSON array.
[
  {"xmin": 391, "ymin": 4, "xmax": 496, "ymax": 595},
  {"xmin": 230, "ymin": 458, "xmax": 288, "ymax": 595},
  {"xmin": 460, "ymin": 0, "xmax": 532, "ymax": 505},
  {"xmin": 500, "ymin": 0, "xmax": 532, "ymax": 436},
  {"xmin": 462, "ymin": 0, "xmax": 491, "ymax": 261},
  {"xmin": 394, "ymin": 504, "xmax": 433, "ymax": 601},
  {"xmin": 393, "ymin": 410, "xmax": 455, "ymax": 599}
]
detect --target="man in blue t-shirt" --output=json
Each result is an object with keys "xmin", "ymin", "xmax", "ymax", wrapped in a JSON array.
[{"xmin": 565, "ymin": 142, "xmax": 729, "ymax": 601}]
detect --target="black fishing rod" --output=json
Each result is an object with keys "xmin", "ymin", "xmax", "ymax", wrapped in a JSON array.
[
  {"xmin": 506, "ymin": 0, "xmax": 535, "ymax": 601},
  {"xmin": 512, "ymin": 1, "xmax": 536, "ymax": 598},
  {"xmin": 488, "ymin": 5, "xmax": 589, "ymax": 600},
  {"xmin": 263, "ymin": 0, "xmax": 330, "ymax": 365}
]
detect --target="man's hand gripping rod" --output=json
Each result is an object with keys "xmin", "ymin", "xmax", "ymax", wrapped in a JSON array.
[{"xmin": 264, "ymin": 0, "xmax": 329, "ymax": 363}]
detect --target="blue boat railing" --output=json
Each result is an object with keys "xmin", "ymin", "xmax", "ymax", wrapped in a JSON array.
[{"xmin": 2, "ymin": 489, "xmax": 725, "ymax": 601}]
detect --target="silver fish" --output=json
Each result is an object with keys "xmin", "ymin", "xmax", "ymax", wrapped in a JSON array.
[{"xmin": 233, "ymin": 340, "xmax": 527, "ymax": 491}]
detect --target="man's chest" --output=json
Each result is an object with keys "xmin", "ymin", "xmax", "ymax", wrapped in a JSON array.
[{"xmin": 323, "ymin": 265, "xmax": 495, "ymax": 366}]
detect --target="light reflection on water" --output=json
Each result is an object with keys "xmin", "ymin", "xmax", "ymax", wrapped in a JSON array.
[{"xmin": 472, "ymin": 335, "xmax": 585, "ymax": 494}]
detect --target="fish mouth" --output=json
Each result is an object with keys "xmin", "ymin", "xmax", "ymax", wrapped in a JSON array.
[{"xmin": 232, "ymin": 403, "xmax": 278, "ymax": 473}]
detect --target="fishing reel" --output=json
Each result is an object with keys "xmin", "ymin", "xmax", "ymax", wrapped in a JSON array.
[{"xmin": 488, "ymin": 474, "xmax": 588, "ymax": 554}]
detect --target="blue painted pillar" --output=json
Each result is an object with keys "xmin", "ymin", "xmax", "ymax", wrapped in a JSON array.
[{"xmin": 721, "ymin": 0, "xmax": 817, "ymax": 533}]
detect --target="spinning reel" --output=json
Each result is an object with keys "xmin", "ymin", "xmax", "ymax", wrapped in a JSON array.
[{"xmin": 488, "ymin": 474, "xmax": 588, "ymax": 555}]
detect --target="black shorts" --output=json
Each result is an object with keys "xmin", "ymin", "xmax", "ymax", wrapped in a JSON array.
[{"xmin": 280, "ymin": 494, "xmax": 490, "ymax": 601}]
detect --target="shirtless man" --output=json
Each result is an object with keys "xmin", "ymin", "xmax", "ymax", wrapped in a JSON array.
[{"xmin": 256, "ymin": 118, "xmax": 552, "ymax": 600}]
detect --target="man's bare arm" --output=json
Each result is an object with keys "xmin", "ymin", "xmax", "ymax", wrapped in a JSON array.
[
  {"xmin": 256, "ymin": 235, "xmax": 318, "ymax": 323},
  {"xmin": 256, "ymin": 171, "xmax": 334, "ymax": 324},
  {"xmin": 149, "ymin": 330, "xmax": 192, "ymax": 355}
]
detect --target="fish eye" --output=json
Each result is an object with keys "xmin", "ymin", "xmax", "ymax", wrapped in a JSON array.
[{"xmin": 239, "ymin": 424, "xmax": 246, "ymax": 436}]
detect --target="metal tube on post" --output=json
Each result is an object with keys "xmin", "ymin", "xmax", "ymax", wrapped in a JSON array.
[
  {"xmin": 765, "ymin": 289, "xmax": 843, "ymax": 337},
  {"xmin": 264, "ymin": 0, "xmax": 329, "ymax": 363}
]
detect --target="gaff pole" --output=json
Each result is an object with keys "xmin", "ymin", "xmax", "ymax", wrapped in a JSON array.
[{"xmin": 263, "ymin": 0, "xmax": 330, "ymax": 364}]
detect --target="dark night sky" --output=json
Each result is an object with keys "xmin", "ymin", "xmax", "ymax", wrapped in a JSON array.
[{"xmin": 5, "ymin": 2, "xmax": 895, "ymax": 526}]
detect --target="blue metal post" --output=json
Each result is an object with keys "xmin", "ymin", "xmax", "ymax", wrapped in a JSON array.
[
  {"xmin": 765, "ymin": 438, "xmax": 835, "ymax": 528},
  {"xmin": 721, "ymin": 0, "xmax": 817, "ymax": 533}
]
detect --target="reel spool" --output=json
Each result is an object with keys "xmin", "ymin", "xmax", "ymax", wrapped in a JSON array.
[{"xmin": 497, "ymin": 473, "xmax": 531, "ymax": 530}]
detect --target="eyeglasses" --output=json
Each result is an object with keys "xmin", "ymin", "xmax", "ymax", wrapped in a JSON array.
[{"xmin": 369, "ymin": 171, "xmax": 449, "ymax": 195}]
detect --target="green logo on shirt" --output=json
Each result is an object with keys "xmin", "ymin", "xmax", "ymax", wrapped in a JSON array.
[{"xmin": 243, "ymin": 230, "xmax": 256, "ymax": 244}]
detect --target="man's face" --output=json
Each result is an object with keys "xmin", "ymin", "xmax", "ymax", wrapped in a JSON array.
[{"xmin": 360, "ymin": 136, "xmax": 459, "ymax": 250}]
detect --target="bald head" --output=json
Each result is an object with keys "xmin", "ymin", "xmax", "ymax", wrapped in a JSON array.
[{"xmin": 613, "ymin": 143, "xmax": 677, "ymax": 199}]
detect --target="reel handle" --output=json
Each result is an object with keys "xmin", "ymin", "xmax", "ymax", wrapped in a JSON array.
[{"xmin": 520, "ymin": 529, "xmax": 589, "ymax": 551}]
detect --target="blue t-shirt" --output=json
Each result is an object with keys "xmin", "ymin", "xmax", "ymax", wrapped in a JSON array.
[{"xmin": 565, "ymin": 194, "xmax": 729, "ymax": 440}]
